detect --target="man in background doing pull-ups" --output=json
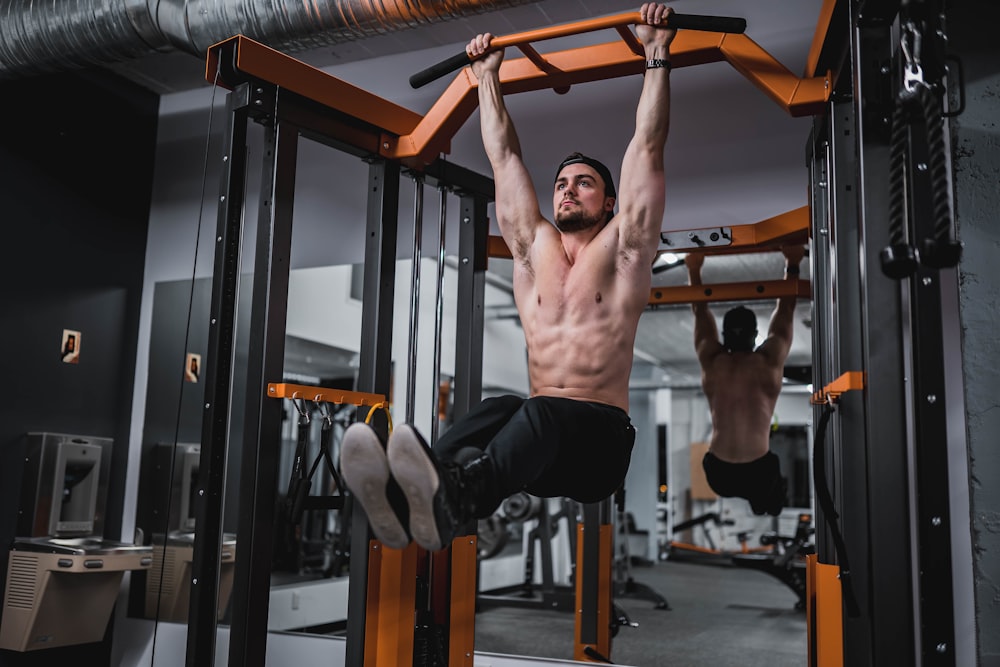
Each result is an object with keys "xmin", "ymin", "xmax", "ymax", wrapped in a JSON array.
[{"xmin": 685, "ymin": 245, "xmax": 805, "ymax": 516}]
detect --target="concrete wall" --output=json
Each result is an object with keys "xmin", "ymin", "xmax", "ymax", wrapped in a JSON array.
[{"xmin": 950, "ymin": 3, "xmax": 1000, "ymax": 664}]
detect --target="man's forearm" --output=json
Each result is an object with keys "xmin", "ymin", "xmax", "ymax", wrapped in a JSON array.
[
  {"xmin": 634, "ymin": 56, "xmax": 671, "ymax": 153},
  {"xmin": 769, "ymin": 254, "xmax": 801, "ymax": 335},
  {"xmin": 477, "ymin": 72, "xmax": 522, "ymax": 167}
]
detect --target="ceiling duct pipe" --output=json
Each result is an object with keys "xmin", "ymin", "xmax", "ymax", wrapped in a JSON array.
[{"xmin": 0, "ymin": 0, "xmax": 539, "ymax": 80}]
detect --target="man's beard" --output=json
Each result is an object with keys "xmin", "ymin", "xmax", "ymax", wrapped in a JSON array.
[{"xmin": 554, "ymin": 207, "xmax": 605, "ymax": 232}]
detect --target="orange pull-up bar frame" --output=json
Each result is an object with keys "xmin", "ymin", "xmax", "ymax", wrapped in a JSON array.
[
  {"xmin": 486, "ymin": 205, "xmax": 811, "ymax": 260},
  {"xmin": 650, "ymin": 206, "xmax": 812, "ymax": 304},
  {"xmin": 654, "ymin": 278, "xmax": 810, "ymax": 306},
  {"xmin": 489, "ymin": 205, "xmax": 812, "ymax": 305},
  {"xmin": 207, "ymin": 12, "xmax": 831, "ymax": 168},
  {"xmin": 387, "ymin": 12, "xmax": 831, "ymax": 164}
]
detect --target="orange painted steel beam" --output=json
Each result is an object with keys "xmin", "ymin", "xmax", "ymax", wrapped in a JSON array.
[
  {"xmin": 266, "ymin": 382, "xmax": 385, "ymax": 407},
  {"xmin": 573, "ymin": 521, "xmax": 614, "ymax": 662},
  {"xmin": 652, "ymin": 278, "xmax": 810, "ymax": 306},
  {"xmin": 727, "ymin": 206, "xmax": 811, "ymax": 249},
  {"xmin": 810, "ymin": 371, "xmax": 866, "ymax": 405},
  {"xmin": 719, "ymin": 35, "xmax": 831, "ymax": 117},
  {"xmin": 806, "ymin": 0, "xmax": 840, "ymax": 78},
  {"xmin": 487, "ymin": 11, "xmax": 648, "ymax": 57},
  {"xmin": 487, "ymin": 234, "xmax": 513, "ymax": 260},
  {"xmin": 207, "ymin": 18, "xmax": 829, "ymax": 168},
  {"xmin": 207, "ymin": 35, "xmax": 423, "ymax": 137},
  {"xmin": 487, "ymin": 205, "xmax": 810, "ymax": 261},
  {"xmin": 390, "ymin": 28, "xmax": 829, "ymax": 163},
  {"xmin": 669, "ymin": 541, "xmax": 723, "ymax": 555},
  {"xmin": 665, "ymin": 206, "xmax": 810, "ymax": 255},
  {"xmin": 488, "ymin": 206, "xmax": 810, "ymax": 306},
  {"xmin": 366, "ymin": 542, "xmax": 419, "ymax": 667},
  {"xmin": 363, "ymin": 542, "xmax": 384, "ymax": 667},
  {"xmin": 206, "ymin": 35, "xmax": 445, "ymax": 164},
  {"xmin": 448, "ymin": 537, "xmax": 478, "ymax": 667},
  {"xmin": 807, "ymin": 555, "xmax": 845, "ymax": 667}
]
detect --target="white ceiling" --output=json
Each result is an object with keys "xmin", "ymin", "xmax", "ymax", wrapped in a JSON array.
[{"xmin": 112, "ymin": 0, "xmax": 822, "ymax": 390}]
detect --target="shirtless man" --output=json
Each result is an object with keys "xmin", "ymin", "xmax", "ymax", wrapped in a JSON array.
[
  {"xmin": 340, "ymin": 3, "xmax": 676, "ymax": 551},
  {"xmin": 685, "ymin": 245, "xmax": 805, "ymax": 516}
]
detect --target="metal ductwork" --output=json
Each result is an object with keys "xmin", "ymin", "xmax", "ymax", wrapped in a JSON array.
[{"xmin": 0, "ymin": 0, "xmax": 538, "ymax": 80}]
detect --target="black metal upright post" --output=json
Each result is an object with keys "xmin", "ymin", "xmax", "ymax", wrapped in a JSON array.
[
  {"xmin": 187, "ymin": 81, "xmax": 253, "ymax": 667},
  {"xmin": 344, "ymin": 158, "xmax": 401, "ymax": 667},
  {"xmin": 807, "ymin": 0, "xmax": 968, "ymax": 663},
  {"xmin": 451, "ymin": 194, "xmax": 490, "ymax": 420},
  {"xmin": 227, "ymin": 85, "xmax": 301, "ymax": 667},
  {"xmin": 851, "ymin": 8, "xmax": 927, "ymax": 664},
  {"xmin": 893, "ymin": 7, "xmax": 960, "ymax": 656}
]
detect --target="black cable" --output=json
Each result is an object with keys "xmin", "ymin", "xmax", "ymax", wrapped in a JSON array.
[
  {"xmin": 151, "ymin": 56, "xmax": 223, "ymax": 651},
  {"xmin": 813, "ymin": 403, "xmax": 861, "ymax": 617}
]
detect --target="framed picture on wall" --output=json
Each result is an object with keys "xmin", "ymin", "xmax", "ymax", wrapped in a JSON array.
[
  {"xmin": 61, "ymin": 329, "xmax": 81, "ymax": 364},
  {"xmin": 185, "ymin": 352, "xmax": 201, "ymax": 383}
]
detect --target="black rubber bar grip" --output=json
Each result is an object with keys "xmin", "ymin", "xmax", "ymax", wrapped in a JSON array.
[{"xmin": 409, "ymin": 13, "xmax": 747, "ymax": 89}]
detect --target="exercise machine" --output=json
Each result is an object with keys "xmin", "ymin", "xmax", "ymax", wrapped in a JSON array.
[{"xmin": 731, "ymin": 512, "xmax": 814, "ymax": 610}]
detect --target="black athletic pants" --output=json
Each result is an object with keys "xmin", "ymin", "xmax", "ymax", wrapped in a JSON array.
[{"xmin": 432, "ymin": 395, "xmax": 636, "ymax": 510}]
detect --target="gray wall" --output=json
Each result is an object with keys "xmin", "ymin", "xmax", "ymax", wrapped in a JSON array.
[
  {"xmin": 950, "ymin": 3, "xmax": 1000, "ymax": 664},
  {"xmin": 0, "ymin": 69, "xmax": 158, "ymax": 667}
]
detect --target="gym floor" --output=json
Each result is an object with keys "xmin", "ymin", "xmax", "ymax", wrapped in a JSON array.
[{"xmin": 474, "ymin": 557, "xmax": 808, "ymax": 666}]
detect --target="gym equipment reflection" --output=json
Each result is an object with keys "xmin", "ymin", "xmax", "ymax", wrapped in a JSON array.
[
  {"xmin": 0, "ymin": 432, "xmax": 152, "ymax": 651},
  {"xmin": 731, "ymin": 512, "xmax": 815, "ymax": 611},
  {"xmin": 142, "ymin": 443, "xmax": 237, "ymax": 623}
]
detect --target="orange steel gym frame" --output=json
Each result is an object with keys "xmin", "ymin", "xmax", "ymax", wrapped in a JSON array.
[{"xmin": 183, "ymin": 6, "xmax": 871, "ymax": 667}]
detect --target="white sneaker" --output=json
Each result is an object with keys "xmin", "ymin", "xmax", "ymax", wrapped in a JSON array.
[
  {"xmin": 340, "ymin": 423, "xmax": 410, "ymax": 550},
  {"xmin": 387, "ymin": 424, "xmax": 449, "ymax": 552}
]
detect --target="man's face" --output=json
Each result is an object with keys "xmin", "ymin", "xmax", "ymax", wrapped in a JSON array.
[{"xmin": 553, "ymin": 163, "xmax": 614, "ymax": 232}]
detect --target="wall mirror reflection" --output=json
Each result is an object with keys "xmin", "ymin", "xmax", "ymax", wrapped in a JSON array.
[{"xmin": 2, "ymin": 1, "xmax": 990, "ymax": 666}]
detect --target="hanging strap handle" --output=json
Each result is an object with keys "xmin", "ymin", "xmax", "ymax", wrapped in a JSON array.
[
  {"xmin": 291, "ymin": 404, "xmax": 350, "ymax": 522},
  {"xmin": 286, "ymin": 398, "xmax": 313, "ymax": 524}
]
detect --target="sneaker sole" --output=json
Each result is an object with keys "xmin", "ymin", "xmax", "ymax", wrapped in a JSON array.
[
  {"xmin": 387, "ymin": 425, "xmax": 444, "ymax": 551},
  {"xmin": 340, "ymin": 423, "xmax": 409, "ymax": 550}
]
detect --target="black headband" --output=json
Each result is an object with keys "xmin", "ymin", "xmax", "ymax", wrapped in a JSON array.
[{"xmin": 555, "ymin": 152, "xmax": 617, "ymax": 198}]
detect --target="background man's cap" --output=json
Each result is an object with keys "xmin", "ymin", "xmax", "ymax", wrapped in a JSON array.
[{"xmin": 723, "ymin": 306, "xmax": 757, "ymax": 336}]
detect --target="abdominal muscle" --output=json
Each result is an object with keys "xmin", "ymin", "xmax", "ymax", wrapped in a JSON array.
[
  {"xmin": 513, "ymin": 237, "xmax": 648, "ymax": 413},
  {"xmin": 526, "ymin": 318, "xmax": 634, "ymax": 410}
]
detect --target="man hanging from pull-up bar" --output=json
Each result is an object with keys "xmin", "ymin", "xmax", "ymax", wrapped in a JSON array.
[
  {"xmin": 340, "ymin": 3, "xmax": 676, "ymax": 551},
  {"xmin": 685, "ymin": 245, "xmax": 805, "ymax": 516}
]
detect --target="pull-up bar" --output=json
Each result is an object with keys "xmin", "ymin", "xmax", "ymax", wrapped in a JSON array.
[
  {"xmin": 409, "ymin": 11, "xmax": 747, "ymax": 89},
  {"xmin": 206, "ymin": 13, "xmax": 829, "ymax": 167}
]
